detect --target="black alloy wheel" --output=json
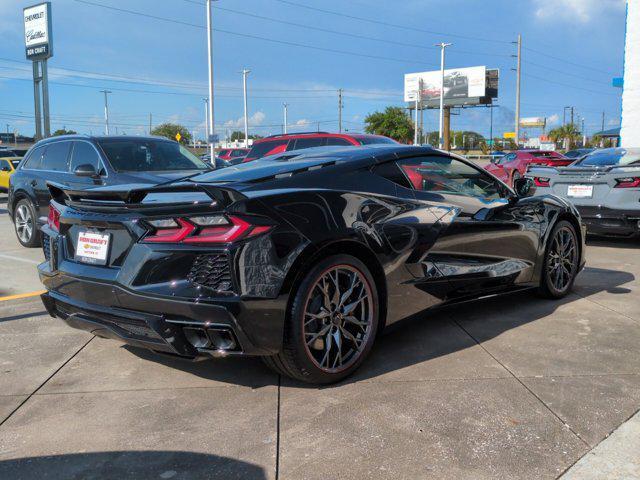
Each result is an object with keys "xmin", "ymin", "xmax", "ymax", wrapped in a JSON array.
[
  {"xmin": 263, "ymin": 254, "xmax": 379, "ymax": 383},
  {"xmin": 539, "ymin": 220, "xmax": 578, "ymax": 298}
]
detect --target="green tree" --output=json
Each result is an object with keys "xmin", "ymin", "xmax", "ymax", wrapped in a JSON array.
[
  {"xmin": 151, "ymin": 123, "xmax": 192, "ymax": 145},
  {"xmin": 52, "ymin": 128, "xmax": 77, "ymax": 136},
  {"xmin": 364, "ymin": 106, "xmax": 414, "ymax": 144},
  {"xmin": 548, "ymin": 123, "xmax": 580, "ymax": 150},
  {"xmin": 229, "ymin": 130, "xmax": 263, "ymax": 142}
]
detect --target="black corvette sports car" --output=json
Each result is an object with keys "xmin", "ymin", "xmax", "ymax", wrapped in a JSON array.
[{"xmin": 38, "ymin": 145, "xmax": 585, "ymax": 383}]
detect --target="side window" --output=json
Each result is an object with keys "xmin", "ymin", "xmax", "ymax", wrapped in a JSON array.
[
  {"xmin": 0, "ymin": 160, "xmax": 11, "ymax": 171},
  {"xmin": 326, "ymin": 137, "xmax": 353, "ymax": 146},
  {"xmin": 23, "ymin": 145, "xmax": 45, "ymax": 170},
  {"xmin": 292, "ymin": 137, "xmax": 326, "ymax": 150},
  {"xmin": 70, "ymin": 142, "xmax": 102, "ymax": 173},
  {"xmin": 371, "ymin": 161, "xmax": 412, "ymax": 189},
  {"xmin": 41, "ymin": 142, "xmax": 72, "ymax": 172},
  {"xmin": 396, "ymin": 155, "xmax": 502, "ymax": 200}
]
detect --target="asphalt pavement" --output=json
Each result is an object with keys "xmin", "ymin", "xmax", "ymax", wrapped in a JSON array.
[{"xmin": 0, "ymin": 196, "xmax": 639, "ymax": 479}]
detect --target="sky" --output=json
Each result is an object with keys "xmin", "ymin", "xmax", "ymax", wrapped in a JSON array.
[{"xmin": 0, "ymin": 0, "xmax": 629, "ymax": 141}]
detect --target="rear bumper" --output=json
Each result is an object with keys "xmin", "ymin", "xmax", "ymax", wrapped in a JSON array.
[
  {"xmin": 576, "ymin": 205, "xmax": 640, "ymax": 237},
  {"xmin": 39, "ymin": 267, "xmax": 287, "ymax": 358}
]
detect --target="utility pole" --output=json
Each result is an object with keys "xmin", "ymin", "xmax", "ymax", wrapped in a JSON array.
[
  {"xmin": 148, "ymin": 113, "xmax": 152, "ymax": 135},
  {"xmin": 582, "ymin": 117, "xmax": 586, "ymax": 146},
  {"xmin": 414, "ymin": 88, "xmax": 419, "ymax": 146},
  {"xmin": 435, "ymin": 42, "xmax": 452, "ymax": 149},
  {"xmin": 513, "ymin": 34, "xmax": 522, "ymax": 147},
  {"xmin": 489, "ymin": 105, "xmax": 494, "ymax": 148},
  {"xmin": 100, "ymin": 90, "xmax": 112, "ymax": 135},
  {"xmin": 283, "ymin": 102, "xmax": 288, "ymax": 134},
  {"xmin": 241, "ymin": 68, "xmax": 250, "ymax": 148},
  {"xmin": 571, "ymin": 107, "xmax": 574, "ymax": 125},
  {"xmin": 203, "ymin": 98, "xmax": 209, "ymax": 147},
  {"xmin": 338, "ymin": 89, "xmax": 343, "ymax": 133},
  {"xmin": 601, "ymin": 111, "xmax": 605, "ymax": 133},
  {"xmin": 205, "ymin": 0, "xmax": 216, "ymax": 159}
]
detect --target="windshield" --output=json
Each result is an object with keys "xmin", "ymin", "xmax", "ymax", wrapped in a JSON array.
[
  {"xmin": 246, "ymin": 139, "xmax": 289, "ymax": 160},
  {"xmin": 97, "ymin": 139, "xmax": 209, "ymax": 172},
  {"xmin": 575, "ymin": 149, "xmax": 640, "ymax": 167},
  {"xmin": 0, "ymin": 150, "xmax": 17, "ymax": 158}
]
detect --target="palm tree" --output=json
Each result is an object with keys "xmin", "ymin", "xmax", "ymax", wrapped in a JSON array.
[{"xmin": 548, "ymin": 123, "xmax": 581, "ymax": 150}]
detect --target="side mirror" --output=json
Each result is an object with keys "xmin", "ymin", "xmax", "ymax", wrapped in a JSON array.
[
  {"xmin": 73, "ymin": 163, "xmax": 98, "ymax": 178},
  {"xmin": 513, "ymin": 177, "xmax": 533, "ymax": 197}
]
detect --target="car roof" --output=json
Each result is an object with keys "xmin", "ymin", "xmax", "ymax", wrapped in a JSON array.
[
  {"xmin": 33, "ymin": 134, "xmax": 177, "ymax": 146},
  {"xmin": 253, "ymin": 132, "xmax": 390, "ymax": 143}
]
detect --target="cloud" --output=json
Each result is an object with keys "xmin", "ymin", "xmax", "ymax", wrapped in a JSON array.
[
  {"xmin": 547, "ymin": 114, "xmax": 560, "ymax": 125},
  {"xmin": 533, "ymin": 0, "xmax": 625, "ymax": 23},
  {"xmin": 224, "ymin": 111, "xmax": 266, "ymax": 129},
  {"xmin": 295, "ymin": 119, "xmax": 310, "ymax": 126}
]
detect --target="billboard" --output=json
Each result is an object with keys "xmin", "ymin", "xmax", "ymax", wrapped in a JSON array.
[
  {"xmin": 405, "ymin": 66, "xmax": 488, "ymax": 106},
  {"xmin": 621, "ymin": 0, "xmax": 639, "ymax": 147},
  {"xmin": 24, "ymin": 2, "xmax": 53, "ymax": 60},
  {"xmin": 520, "ymin": 117, "xmax": 546, "ymax": 128}
]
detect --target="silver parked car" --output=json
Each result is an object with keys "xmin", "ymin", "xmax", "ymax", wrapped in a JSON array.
[{"xmin": 525, "ymin": 147, "xmax": 640, "ymax": 238}]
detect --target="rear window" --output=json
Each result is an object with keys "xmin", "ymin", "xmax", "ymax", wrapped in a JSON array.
[
  {"xmin": 357, "ymin": 136, "xmax": 396, "ymax": 145},
  {"xmin": 246, "ymin": 139, "xmax": 289, "ymax": 160},
  {"xmin": 575, "ymin": 149, "xmax": 640, "ymax": 167},
  {"xmin": 532, "ymin": 151, "xmax": 560, "ymax": 158},
  {"xmin": 230, "ymin": 149, "xmax": 248, "ymax": 157},
  {"xmin": 293, "ymin": 137, "xmax": 326, "ymax": 150},
  {"xmin": 97, "ymin": 139, "xmax": 209, "ymax": 172}
]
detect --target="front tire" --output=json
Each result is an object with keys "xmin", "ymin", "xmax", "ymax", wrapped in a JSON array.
[
  {"xmin": 538, "ymin": 220, "xmax": 578, "ymax": 298},
  {"xmin": 511, "ymin": 170, "xmax": 521, "ymax": 187},
  {"xmin": 263, "ymin": 254, "xmax": 379, "ymax": 384},
  {"xmin": 14, "ymin": 198, "xmax": 40, "ymax": 248}
]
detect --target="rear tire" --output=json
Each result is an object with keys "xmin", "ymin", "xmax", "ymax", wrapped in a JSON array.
[
  {"xmin": 263, "ymin": 254, "xmax": 379, "ymax": 384},
  {"xmin": 538, "ymin": 220, "xmax": 578, "ymax": 299},
  {"xmin": 511, "ymin": 170, "xmax": 521, "ymax": 187},
  {"xmin": 13, "ymin": 198, "xmax": 41, "ymax": 248}
]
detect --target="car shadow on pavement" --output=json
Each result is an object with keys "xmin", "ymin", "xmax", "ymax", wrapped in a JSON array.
[
  {"xmin": 586, "ymin": 235, "xmax": 639, "ymax": 250},
  {"xmin": 124, "ymin": 266, "xmax": 634, "ymax": 389},
  {"xmin": 0, "ymin": 451, "xmax": 268, "ymax": 480}
]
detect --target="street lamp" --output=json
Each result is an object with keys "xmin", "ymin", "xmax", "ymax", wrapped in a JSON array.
[
  {"xmin": 205, "ymin": 0, "xmax": 216, "ymax": 159},
  {"xmin": 435, "ymin": 42, "xmax": 452, "ymax": 149}
]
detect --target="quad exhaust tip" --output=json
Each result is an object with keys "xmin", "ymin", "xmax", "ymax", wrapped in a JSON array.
[{"xmin": 183, "ymin": 326, "xmax": 239, "ymax": 353}]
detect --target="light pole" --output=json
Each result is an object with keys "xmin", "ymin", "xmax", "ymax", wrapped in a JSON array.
[
  {"xmin": 435, "ymin": 42, "xmax": 452, "ymax": 149},
  {"xmin": 241, "ymin": 68, "xmax": 250, "ymax": 148},
  {"xmin": 205, "ymin": 0, "xmax": 216, "ymax": 159},
  {"xmin": 203, "ymin": 98, "xmax": 209, "ymax": 148},
  {"xmin": 283, "ymin": 102, "xmax": 288, "ymax": 134},
  {"xmin": 100, "ymin": 90, "xmax": 112, "ymax": 135},
  {"xmin": 513, "ymin": 34, "xmax": 522, "ymax": 147}
]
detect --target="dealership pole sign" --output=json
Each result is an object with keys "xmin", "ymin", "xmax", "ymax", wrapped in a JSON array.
[
  {"xmin": 23, "ymin": 2, "xmax": 52, "ymax": 139},
  {"xmin": 24, "ymin": 2, "xmax": 53, "ymax": 60}
]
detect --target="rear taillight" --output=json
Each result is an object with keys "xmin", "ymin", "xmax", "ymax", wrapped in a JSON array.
[
  {"xmin": 142, "ymin": 215, "xmax": 272, "ymax": 244},
  {"xmin": 533, "ymin": 177, "xmax": 550, "ymax": 187},
  {"xmin": 614, "ymin": 177, "xmax": 640, "ymax": 188},
  {"xmin": 47, "ymin": 205, "xmax": 60, "ymax": 232}
]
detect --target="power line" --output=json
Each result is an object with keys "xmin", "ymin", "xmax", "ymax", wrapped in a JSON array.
[
  {"xmin": 523, "ymin": 60, "xmax": 612, "ymax": 86},
  {"xmin": 269, "ymin": 0, "xmax": 511, "ymax": 45},
  {"xmin": 182, "ymin": 1, "xmax": 510, "ymax": 58},
  {"xmin": 523, "ymin": 47, "xmax": 614, "ymax": 76},
  {"xmin": 72, "ymin": 0, "xmax": 438, "ymax": 67},
  {"xmin": 521, "ymin": 73, "xmax": 619, "ymax": 97}
]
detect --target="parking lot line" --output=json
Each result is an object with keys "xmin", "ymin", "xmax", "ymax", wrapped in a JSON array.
[
  {"xmin": 0, "ymin": 253, "xmax": 42, "ymax": 265},
  {"xmin": 0, "ymin": 290, "xmax": 46, "ymax": 302}
]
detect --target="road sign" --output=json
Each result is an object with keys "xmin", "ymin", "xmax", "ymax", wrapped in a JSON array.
[
  {"xmin": 503, "ymin": 132, "xmax": 516, "ymax": 139},
  {"xmin": 24, "ymin": 3, "xmax": 53, "ymax": 60},
  {"xmin": 175, "ymin": 132, "xmax": 182, "ymax": 142}
]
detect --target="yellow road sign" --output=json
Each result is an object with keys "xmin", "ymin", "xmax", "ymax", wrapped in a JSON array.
[
  {"xmin": 175, "ymin": 132, "xmax": 182, "ymax": 142},
  {"xmin": 503, "ymin": 132, "xmax": 516, "ymax": 139}
]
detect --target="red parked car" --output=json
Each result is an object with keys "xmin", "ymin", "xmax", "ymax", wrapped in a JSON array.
[
  {"xmin": 242, "ymin": 132, "xmax": 397, "ymax": 162},
  {"xmin": 484, "ymin": 150, "xmax": 572, "ymax": 186},
  {"xmin": 217, "ymin": 148, "xmax": 250, "ymax": 164}
]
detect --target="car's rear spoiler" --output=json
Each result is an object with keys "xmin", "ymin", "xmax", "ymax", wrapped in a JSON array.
[
  {"xmin": 526, "ymin": 164, "xmax": 640, "ymax": 176},
  {"xmin": 47, "ymin": 181, "xmax": 247, "ymax": 213}
]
